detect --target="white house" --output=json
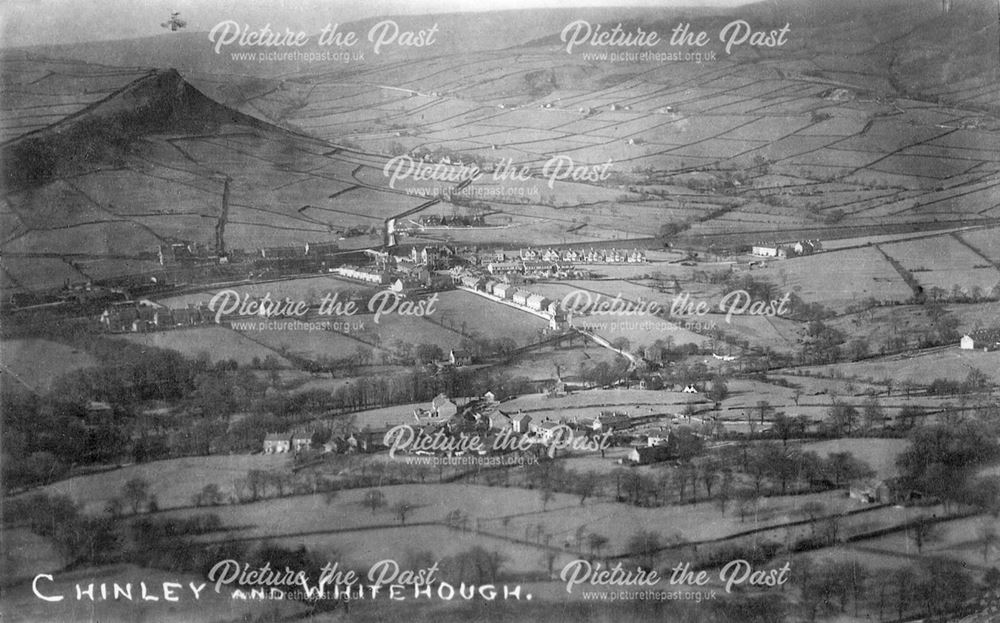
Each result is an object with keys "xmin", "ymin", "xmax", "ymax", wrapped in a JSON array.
[
  {"xmin": 960, "ymin": 329, "xmax": 1000, "ymax": 351},
  {"xmin": 531, "ymin": 419, "xmax": 563, "ymax": 443},
  {"xmin": 645, "ymin": 427, "xmax": 671, "ymax": 447},
  {"xmin": 263, "ymin": 433, "xmax": 291, "ymax": 454},
  {"xmin": 431, "ymin": 394, "xmax": 459, "ymax": 419},
  {"xmin": 291, "ymin": 432, "xmax": 313, "ymax": 452},
  {"xmin": 594, "ymin": 410, "xmax": 631, "ymax": 432}
]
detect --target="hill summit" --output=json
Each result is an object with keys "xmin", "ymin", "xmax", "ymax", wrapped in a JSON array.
[{"xmin": 2, "ymin": 68, "xmax": 267, "ymax": 190}]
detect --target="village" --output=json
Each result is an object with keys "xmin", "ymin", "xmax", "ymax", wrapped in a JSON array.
[{"xmin": 259, "ymin": 389, "xmax": 695, "ymax": 468}]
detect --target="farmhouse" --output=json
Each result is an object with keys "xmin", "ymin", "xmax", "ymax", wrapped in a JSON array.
[
  {"xmin": 511, "ymin": 412, "xmax": 532, "ymax": 434},
  {"xmin": 157, "ymin": 241, "xmax": 210, "ymax": 265},
  {"xmin": 449, "ymin": 349, "xmax": 473, "ymax": 366},
  {"xmin": 153, "ymin": 309, "xmax": 174, "ymax": 327},
  {"xmin": 645, "ymin": 427, "xmax": 671, "ymax": 447},
  {"xmin": 594, "ymin": 410, "xmax": 632, "ymax": 432},
  {"xmin": 751, "ymin": 244, "xmax": 787, "ymax": 258},
  {"xmin": 752, "ymin": 239, "xmax": 822, "ymax": 259},
  {"xmin": 431, "ymin": 394, "xmax": 459, "ymax": 419},
  {"xmin": 531, "ymin": 418, "xmax": 563, "ymax": 443},
  {"xmin": 291, "ymin": 432, "xmax": 312, "ymax": 452},
  {"xmin": 547, "ymin": 379, "xmax": 568, "ymax": 398},
  {"xmin": 849, "ymin": 480, "xmax": 890, "ymax": 504},
  {"xmin": 351, "ymin": 428, "xmax": 391, "ymax": 453},
  {"xmin": 263, "ymin": 433, "xmax": 291, "ymax": 454},
  {"xmin": 960, "ymin": 329, "xmax": 1000, "ymax": 351},
  {"xmin": 627, "ymin": 445, "xmax": 672, "ymax": 465}
]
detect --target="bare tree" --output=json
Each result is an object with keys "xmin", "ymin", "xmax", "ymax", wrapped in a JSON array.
[
  {"xmin": 122, "ymin": 477, "xmax": 150, "ymax": 514},
  {"xmin": 543, "ymin": 550, "xmax": 558, "ymax": 578},
  {"xmin": 364, "ymin": 489, "xmax": 387, "ymax": 515},
  {"xmin": 700, "ymin": 459, "xmax": 719, "ymax": 498},
  {"xmin": 798, "ymin": 501, "xmax": 826, "ymax": 538},
  {"xmin": 588, "ymin": 532, "xmax": 608, "ymax": 559},
  {"xmin": 539, "ymin": 488, "xmax": 555, "ymax": 511},
  {"xmin": 393, "ymin": 500, "xmax": 413, "ymax": 524},
  {"xmin": 909, "ymin": 515, "xmax": 941, "ymax": 554},
  {"xmin": 979, "ymin": 519, "xmax": 997, "ymax": 563},
  {"xmin": 575, "ymin": 473, "xmax": 597, "ymax": 506}
]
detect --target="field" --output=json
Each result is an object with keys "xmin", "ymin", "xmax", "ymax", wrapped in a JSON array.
[
  {"xmin": 481, "ymin": 492, "xmax": 930, "ymax": 557},
  {"xmin": 504, "ymin": 388, "xmax": 705, "ymax": 413},
  {"xmin": 959, "ymin": 226, "xmax": 1000, "ymax": 263},
  {"xmin": 1, "ymin": 338, "xmax": 97, "ymax": 392},
  {"xmin": 118, "ymin": 326, "xmax": 293, "ymax": 367},
  {"xmin": 799, "ymin": 438, "xmax": 910, "ymax": 480},
  {"xmin": 237, "ymin": 324, "xmax": 382, "ymax": 363},
  {"xmin": 813, "ymin": 514, "xmax": 1000, "ymax": 575},
  {"xmin": 267, "ymin": 525, "xmax": 558, "ymax": 576},
  {"xmin": 431, "ymin": 290, "xmax": 550, "ymax": 345},
  {"xmin": 721, "ymin": 315, "xmax": 802, "ymax": 353},
  {"xmin": 168, "ymin": 484, "xmax": 583, "ymax": 573},
  {"xmin": 154, "ymin": 275, "xmax": 372, "ymax": 308},
  {"xmin": 879, "ymin": 236, "xmax": 1000, "ymax": 294},
  {"xmin": 797, "ymin": 347, "xmax": 1000, "ymax": 385},
  {"xmin": 753, "ymin": 247, "xmax": 914, "ymax": 310},
  {"xmin": 2, "ymin": 528, "xmax": 63, "ymax": 585},
  {"xmin": 500, "ymin": 343, "xmax": 622, "ymax": 382},
  {"xmin": 944, "ymin": 300, "xmax": 1000, "ymax": 332},
  {"xmin": 22, "ymin": 454, "xmax": 290, "ymax": 514}
]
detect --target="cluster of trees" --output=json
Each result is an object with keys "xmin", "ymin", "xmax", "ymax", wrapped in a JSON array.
[
  {"xmin": 104, "ymin": 477, "xmax": 158, "ymax": 516},
  {"xmin": 795, "ymin": 556, "xmax": 983, "ymax": 622},
  {"xmin": 4, "ymin": 493, "xmax": 118, "ymax": 567},
  {"xmin": 577, "ymin": 357, "xmax": 632, "ymax": 388},
  {"xmin": 2, "ymin": 390, "xmax": 130, "ymax": 490},
  {"xmin": 924, "ymin": 282, "xmax": 1000, "ymax": 304},
  {"xmin": 896, "ymin": 419, "xmax": 1000, "ymax": 512},
  {"xmin": 51, "ymin": 341, "xmax": 198, "ymax": 404},
  {"xmin": 476, "ymin": 435, "xmax": 872, "ymax": 515},
  {"xmin": 926, "ymin": 368, "xmax": 992, "ymax": 395},
  {"xmin": 798, "ymin": 320, "xmax": 847, "ymax": 365},
  {"xmin": 2, "ymin": 336, "xmax": 551, "ymax": 490}
]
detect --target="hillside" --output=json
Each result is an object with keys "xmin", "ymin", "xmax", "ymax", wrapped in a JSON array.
[
  {"xmin": 1, "ymin": 1, "xmax": 998, "ymax": 298},
  {"xmin": 1, "ymin": 67, "xmax": 274, "ymax": 190}
]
